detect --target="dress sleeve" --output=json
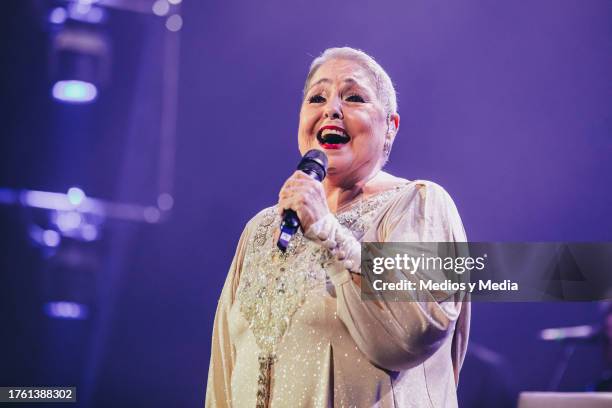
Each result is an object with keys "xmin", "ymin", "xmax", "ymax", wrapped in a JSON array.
[
  {"xmin": 330, "ymin": 181, "xmax": 469, "ymax": 374},
  {"xmin": 205, "ymin": 221, "xmax": 252, "ymax": 408}
]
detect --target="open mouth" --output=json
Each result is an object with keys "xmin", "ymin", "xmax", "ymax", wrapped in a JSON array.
[{"xmin": 316, "ymin": 126, "xmax": 351, "ymax": 149}]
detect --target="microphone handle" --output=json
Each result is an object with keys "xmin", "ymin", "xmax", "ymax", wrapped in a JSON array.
[{"xmin": 277, "ymin": 169, "xmax": 320, "ymax": 252}]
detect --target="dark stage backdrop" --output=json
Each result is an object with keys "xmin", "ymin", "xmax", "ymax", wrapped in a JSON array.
[{"xmin": 1, "ymin": 0, "xmax": 611, "ymax": 407}]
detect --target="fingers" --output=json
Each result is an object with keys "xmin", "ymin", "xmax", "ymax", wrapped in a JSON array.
[
  {"xmin": 278, "ymin": 186, "xmax": 311, "ymax": 214},
  {"xmin": 280, "ymin": 171, "xmax": 318, "ymax": 191},
  {"xmin": 278, "ymin": 172, "xmax": 322, "ymax": 207},
  {"xmin": 291, "ymin": 170, "xmax": 312, "ymax": 180},
  {"xmin": 277, "ymin": 171, "xmax": 329, "ymax": 231},
  {"xmin": 279, "ymin": 185, "xmax": 314, "ymax": 201}
]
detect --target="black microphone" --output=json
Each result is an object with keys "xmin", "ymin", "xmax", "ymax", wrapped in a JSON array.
[{"xmin": 277, "ymin": 149, "xmax": 328, "ymax": 252}]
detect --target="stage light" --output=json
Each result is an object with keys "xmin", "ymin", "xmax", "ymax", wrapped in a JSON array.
[
  {"xmin": 143, "ymin": 206, "xmax": 161, "ymax": 223},
  {"xmin": 540, "ymin": 325, "xmax": 596, "ymax": 341},
  {"xmin": 67, "ymin": 187, "xmax": 86, "ymax": 206},
  {"xmin": 68, "ymin": 2, "xmax": 106, "ymax": 24},
  {"xmin": 152, "ymin": 0, "xmax": 170, "ymax": 16},
  {"xmin": 49, "ymin": 7, "xmax": 67, "ymax": 24},
  {"xmin": 165, "ymin": 14, "xmax": 182, "ymax": 32},
  {"xmin": 81, "ymin": 224, "xmax": 98, "ymax": 241},
  {"xmin": 45, "ymin": 301, "xmax": 89, "ymax": 320},
  {"xmin": 49, "ymin": 24, "xmax": 109, "ymax": 104},
  {"xmin": 29, "ymin": 225, "xmax": 63, "ymax": 248},
  {"xmin": 52, "ymin": 80, "xmax": 98, "ymax": 103},
  {"xmin": 168, "ymin": 0, "xmax": 182, "ymax": 4},
  {"xmin": 42, "ymin": 230, "xmax": 62, "ymax": 248},
  {"xmin": 157, "ymin": 193, "xmax": 174, "ymax": 211},
  {"xmin": 55, "ymin": 211, "xmax": 83, "ymax": 232}
]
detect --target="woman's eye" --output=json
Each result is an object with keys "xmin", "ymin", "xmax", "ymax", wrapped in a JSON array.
[
  {"xmin": 308, "ymin": 95, "xmax": 326, "ymax": 103},
  {"xmin": 346, "ymin": 95, "xmax": 365, "ymax": 103}
]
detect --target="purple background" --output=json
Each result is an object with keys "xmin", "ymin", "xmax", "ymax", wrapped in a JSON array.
[{"xmin": 1, "ymin": 0, "xmax": 611, "ymax": 406}]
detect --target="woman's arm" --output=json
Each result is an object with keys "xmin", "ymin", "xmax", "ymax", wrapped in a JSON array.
[
  {"xmin": 325, "ymin": 182, "xmax": 469, "ymax": 373},
  {"xmin": 205, "ymin": 221, "xmax": 252, "ymax": 408}
]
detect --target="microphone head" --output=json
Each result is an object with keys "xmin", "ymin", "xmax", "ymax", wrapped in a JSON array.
[{"xmin": 298, "ymin": 149, "xmax": 328, "ymax": 181}]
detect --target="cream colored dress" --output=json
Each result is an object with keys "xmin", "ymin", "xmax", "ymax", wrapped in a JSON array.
[{"xmin": 205, "ymin": 180, "xmax": 470, "ymax": 408}]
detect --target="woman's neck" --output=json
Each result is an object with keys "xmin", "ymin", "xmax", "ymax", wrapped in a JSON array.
[
  {"xmin": 323, "ymin": 170, "xmax": 409, "ymax": 212},
  {"xmin": 322, "ymin": 181, "xmax": 364, "ymax": 213},
  {"xmin": 322, "ymin": 170, "xmax": 387, "ymax": 212}
]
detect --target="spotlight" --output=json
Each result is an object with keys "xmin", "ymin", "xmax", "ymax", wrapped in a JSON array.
[
  {"xmin": 165, "ymin": 14, "xmax": 182, "ymax": 32},
  {"xmin": 157, "ymin": 193, "xmax": 174, "ymax": 211},
  {"xmin": 81, "ymin": 224, "xmax": 99, "ymax": 241},
  {"xmin": 55, "ymin": 211, "xmax": 83, "ymax": 232},
  {"xmin": 152, "ymin": 0, "xmax": 170, "ymax": 16},
  {"xmin": 42, "ymin": 229, "xmax": 62, "ymax": 248},
  {"xmin": 67, "ymin": 187, "xmax": 86, "ymax": 206},
  {"xmin": 45, "ymin": 301, "xmax": 89, "ymax": 320},
  {"xmin": 49, "ymin": 7, "xmax": 67, "ymax": 25},
  {"xmin": 28, "ymin": 225, "xmax": 63, "ymax": 249},
  {"xmin": 52, "ymin": 80, "xmax": 97, "ymax": 103},
  {"xmin": 143, "ymin": 206, "xmax": 161, "ymax": 223},
  {"xmin": 68, "ymin": 2, "xmax": 106, "ymax": 24},
  {"xmin": 49, "ymin": 22, "xmax": 110, "ymax": 104}
]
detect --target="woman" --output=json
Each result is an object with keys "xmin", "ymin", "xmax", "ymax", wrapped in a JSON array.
[{"xmin": 206, "ymin": 47, "xmax": 469, "ymax": 408}]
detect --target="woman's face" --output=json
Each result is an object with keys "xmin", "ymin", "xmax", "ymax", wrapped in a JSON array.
[{"xmin": 298, "ymin": 58, "xmax": 397, "ymax": 186}]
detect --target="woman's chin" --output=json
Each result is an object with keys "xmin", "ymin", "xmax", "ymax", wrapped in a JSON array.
[
  {"xmin": 325, "ymin": 156, "xmax": 349, "ymax": 173},
  {"xmin": 325, "ymin": 161, "xmax": 356, "ymax": 182}
]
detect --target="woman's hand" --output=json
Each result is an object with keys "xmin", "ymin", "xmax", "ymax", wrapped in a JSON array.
[{"xmin": 278, "ymin": 171, "xmax": 330, "ymax": 233}]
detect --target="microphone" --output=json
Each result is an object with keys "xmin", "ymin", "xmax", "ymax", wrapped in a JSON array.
[
  {"xmin": 539, "ymin": 324, "xmax": 602, "ymax": 342},
  {"xmin": 277, "ymin": 149, "xmax": 328, "ymax": 252}
]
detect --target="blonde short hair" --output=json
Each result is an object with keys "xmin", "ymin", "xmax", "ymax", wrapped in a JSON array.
[{"xmin": 303, "ymin": 47, "xmax": 398, "ymax": 114}]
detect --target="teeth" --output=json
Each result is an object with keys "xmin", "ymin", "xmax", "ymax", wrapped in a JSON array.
[
  {"xmin": 321, "ymin": 128, "xmax": 347, "ymax": 137},
  {"xmin": 317, "ymin": 127, "xmax": 351, "ymax": 146}
]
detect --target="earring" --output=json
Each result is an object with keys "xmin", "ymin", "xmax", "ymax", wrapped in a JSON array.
[
  {"xmin": 387, "ymin": 113, "xmax": 396, "ymax": 134},
  {"xmin": 384, "ymin": 113, "xmax": 393, "ymax": 157},
  {"xmin": 383, "ymin": 140, "xmax": 391, "ymax": 157}
]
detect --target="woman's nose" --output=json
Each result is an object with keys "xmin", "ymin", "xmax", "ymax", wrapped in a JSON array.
[{"xmin": 324, "ymin": 97, "xmax": 343, "ymax": 120}]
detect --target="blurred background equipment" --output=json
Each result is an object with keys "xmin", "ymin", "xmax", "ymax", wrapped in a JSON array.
[
  {"xmin": 0, "ymin": 0, "xmax": 181, "ymax": 405},
  {"xmin": 457, "ymin": 343, "xmax": 518, "ymax": 408},
  {"xmin": 518, "ymin": 392, "xmax": 612, "ymax": 408}
]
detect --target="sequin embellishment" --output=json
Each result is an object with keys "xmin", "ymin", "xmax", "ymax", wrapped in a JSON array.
[{"xmin": 236, "ymin": 185, "xmax": 407, "ymax": 407}]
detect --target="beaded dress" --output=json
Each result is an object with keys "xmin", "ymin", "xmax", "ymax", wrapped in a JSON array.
[{"xmin": 205, "ymin": 180, "xmax": 470, "ymax": 408}]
